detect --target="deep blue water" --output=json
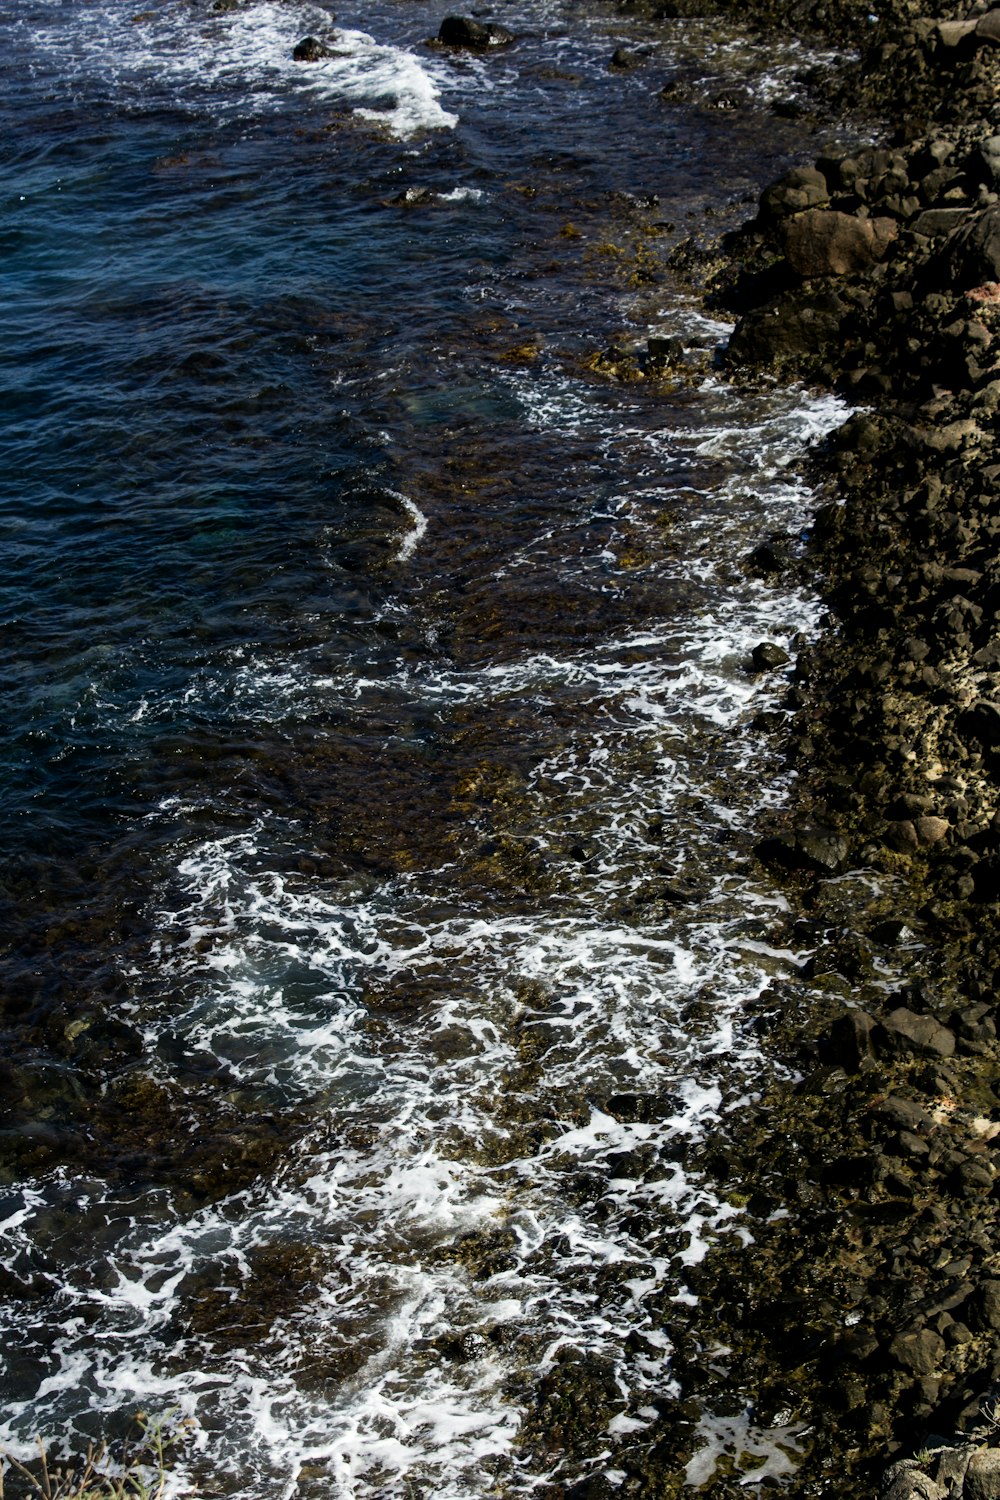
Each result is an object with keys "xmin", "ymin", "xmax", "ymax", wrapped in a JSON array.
[{"xmin": 0, "ymin": 3, "xmax": 853, "ymax": 1495}]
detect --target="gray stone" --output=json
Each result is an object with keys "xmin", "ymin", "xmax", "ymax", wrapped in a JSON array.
[
  {"xmin": 875, "ymin": 1096, "xmax": 934, "ymax": 1133},
  {"xmin": 784, "ymin": 210, "xmax": 897, "ymax": 277},
  {"xmin": 934, "ymin": 1443, "xmax": 975, "ymax": 1492},
  {"xmin": 884, "ymin": 1465, "xmax": 946, "ymax": 1499},
  {"xmin": 966, "ymin": 1450, "xmax": 1000, "ymax": 1500},
  {"xmin": 879, "ymin": 1008, "xmax": 956, "ymax": 1059},
  {"xmin": 794, "ymin": 824, "xmax": 850, "ymax": 872}
]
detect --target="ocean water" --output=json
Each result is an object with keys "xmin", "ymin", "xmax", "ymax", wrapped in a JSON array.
[{"xmin": 0, "ymin": 2, "xmax": 851, "ymax": 1495}]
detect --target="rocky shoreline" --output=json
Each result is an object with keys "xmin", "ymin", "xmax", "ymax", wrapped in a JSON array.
[{"xmin": 644, "ymin": 0, "xmax": 1000, "ymax": 1494}]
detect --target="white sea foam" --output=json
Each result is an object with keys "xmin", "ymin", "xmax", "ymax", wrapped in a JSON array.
[
  {"xmin": 395, "ymin": 496, "xmax": 429, "ymax": 561},
  {"xmin": 21, "ymin": 0, "xmax": 457, "ymax": 137}
]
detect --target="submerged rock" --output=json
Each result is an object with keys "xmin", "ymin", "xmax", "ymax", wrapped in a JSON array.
[
  {"xmin": 437, "ymin": 16, "xmax": 515, "ymax": 48},
  {"xmin": 609, "ymin": 46, "xmax": 643, "ymax": 69},
  {"xmin": 750, "ymin": 640, "xmax": 790, "ymax": 670}
]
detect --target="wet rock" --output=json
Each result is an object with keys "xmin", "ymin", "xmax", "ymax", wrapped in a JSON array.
[
  {"xmin": 966, "ymin": 1450, "xmax": 1000, "ymax": 1500},
  {"xmin": 878, "ymin": 1008, "xmax": 957, "ymax": 1059},
  {"xmin": 647, "ymin": 334, "xmax": 685, "ymax": 364},
  {"xmin": 727, "ymin": 286, "xmax": 849, "ymax": 367},
  {"xmin": 784, "ymin": 211, "xmax": 897, "ymax": 277},
  {"xmin": 438, "ymin": 16, "xmax": 515, "ymax": 48},
  {"xmin": 795, "ymin": 824, "xmax": 850, "ymax": 872},
  {"xmin": 609, "ymin": 47, "xmax": 642, "ymax": 69},
  {"xmin": 746, "ymin": 537, "xmax": 792, "ymax": 574},
  {"xmin": 751, "ymin": 641, "xmax": 790, "ymax": 670},
  {"xmin": 889, "ymin": 1328, "xmax": 946, "ymax": 1374},
  {"xmin": 293, "ymin": 36, "xmax": 334, "ymax": 61}
]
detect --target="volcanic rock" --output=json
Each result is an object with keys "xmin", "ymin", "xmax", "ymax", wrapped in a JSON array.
[
  {"xmin": 293, "ymin": 36, "xmax": 334, "ymax": 61},
  {"xmin": 438, "ymin": 16, "xmax": 515, "ymax": 48},
  {"xmin": 878, "ymin": 1008, "xmax": 957, "ymax": 1058},
  {"xmin": 784, "ymin": 211, "xmax": 897, "ymax": 277}
]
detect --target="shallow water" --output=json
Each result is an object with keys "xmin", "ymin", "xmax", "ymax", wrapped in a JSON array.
[{"xmin": 1, "ymin": 2, "xmax": 854, "ymax": 1494}]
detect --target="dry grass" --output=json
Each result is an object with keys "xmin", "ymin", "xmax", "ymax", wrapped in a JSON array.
[{"xmin": 0, "ymin": 1414, "xmax": 190, "ymax": 1500}]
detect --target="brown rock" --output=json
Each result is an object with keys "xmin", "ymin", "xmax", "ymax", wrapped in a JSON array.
[
  {"xmin": 914, "ymin": 816, "xmax": 950, "ymax": 844},
  {"xmin": 936, "ymin": 18, "xmax": 978, "ymax": 45},
  {"xmin": 886, "ymin": 819, "xmax": 920, "ymax": 852},
  {"xmin": 889, "ymin": 1328, "xmax": 945, "ymax": 1374},
  {"xmin": 784, "ymin": 211, "xmax": 897, "ymax": 277},
  {"xmin": 975, "ymin": 10, "xmax": 1000, "ymax": 45},
  {"xmin": 949, "ymin": 206, "xmax": 1000, "ymax": 288},
  {"xmin": 760, "ymin": 166, "xmax": 829, "ymax": 221}
]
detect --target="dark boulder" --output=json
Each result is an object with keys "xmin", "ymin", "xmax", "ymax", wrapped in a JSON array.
[
  {"xmin": 959, "ymin": 699, "xmax": 1000, "ymax": 747},
  {"xmin": 438, "ymin": 16, "xmax": 515, "ymax": 48},
  {"xmin": 726, "ymin": 286, "xmax": 849, "ymax": 368},
  {"xmin": 293, "ymin": 36, "xmax": 334, "ymax": 61},
  {"xmin": 751, "ymin": 641, "xmax": 790, "ymax": 671},
  {"xmin": 609, "ymin": 47, "xmax": 642, "ymax": 69}
]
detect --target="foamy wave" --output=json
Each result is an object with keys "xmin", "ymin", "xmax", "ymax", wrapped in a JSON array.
[{"xmin": 21, "ymin": 0, "xmax": 457, "ymax": 137}]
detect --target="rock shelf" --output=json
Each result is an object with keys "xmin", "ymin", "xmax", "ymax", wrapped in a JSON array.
[{"xmin": 657, "ymin": 0, "xmax": 1000, "ymax": 1492}]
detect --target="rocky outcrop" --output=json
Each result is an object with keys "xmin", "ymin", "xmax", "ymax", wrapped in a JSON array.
[
  {"xmin": 436, "ymin": 15, "xmax": 515, "ymax": 48},
  {"xmin": 662, "ymin": 2, "xmax": 1000, "ymax": 1494}
]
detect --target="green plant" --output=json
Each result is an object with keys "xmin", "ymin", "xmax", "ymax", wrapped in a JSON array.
[{"xmin": 0, "ymin": 1412, "xmax": 191, "ymax": 1500}]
